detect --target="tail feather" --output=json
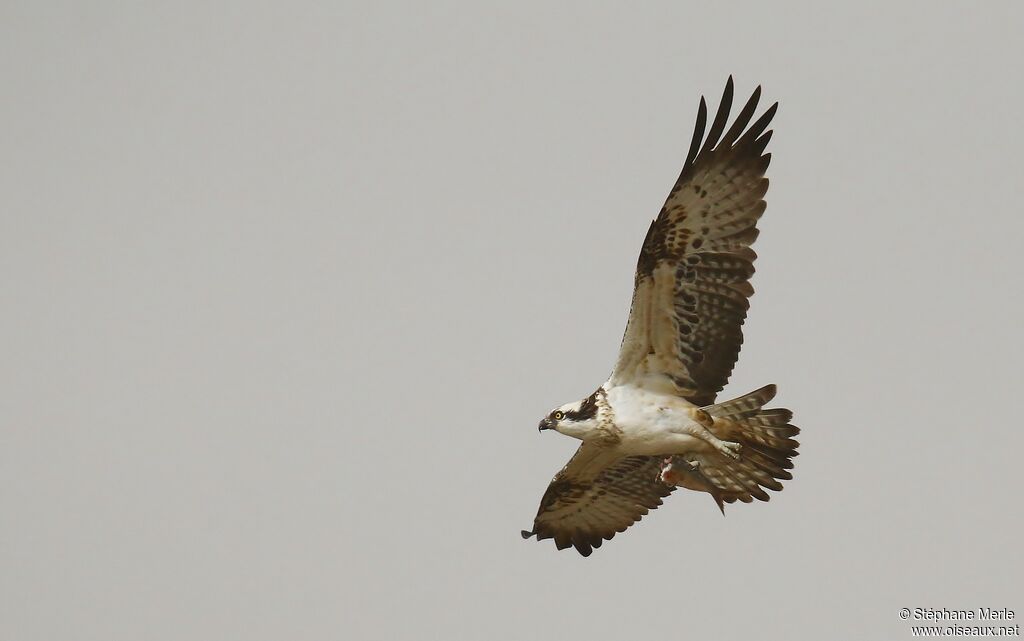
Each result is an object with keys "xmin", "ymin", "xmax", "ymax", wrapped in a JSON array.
[
  {"xmin": 661, "ymin": 384, "xmax": 800, "ymax": 511},
  {"xmin": 745, "ymin": 409, "xmax": 794, "ymax": 426},
  {"xmin": 708, "ymin": 383, "xmax": 777, "ymax": 418}
]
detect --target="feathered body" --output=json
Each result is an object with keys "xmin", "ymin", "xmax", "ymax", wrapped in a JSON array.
[{"xmin": 523, "ymin": 78, "xmax": 801, "ymax": 557}]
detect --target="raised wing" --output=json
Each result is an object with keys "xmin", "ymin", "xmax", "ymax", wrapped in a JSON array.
[
  {"xmin": 521, "ymin": 443, "xmax": 673, "ymax": 556},
  {"xmin": 611, "ymin": 77, "xmax": 777, "ymax": 406}
]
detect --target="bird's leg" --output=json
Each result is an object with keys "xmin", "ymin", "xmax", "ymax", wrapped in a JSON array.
[{"xmin": 677, "ymin": 408, "xmax": 742, "ymax": 459}]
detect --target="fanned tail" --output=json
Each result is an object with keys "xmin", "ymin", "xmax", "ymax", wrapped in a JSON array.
[{"xmin": 661, "ymin": 384, "xmax": 799, "ymax": 512}]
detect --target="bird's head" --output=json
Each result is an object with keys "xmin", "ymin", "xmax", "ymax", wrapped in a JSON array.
[{"xmin": 538, "ymin": 390, "xmax": 604, "ymax": 440}]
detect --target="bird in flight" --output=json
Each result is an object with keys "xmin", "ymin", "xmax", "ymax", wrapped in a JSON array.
[{"xmin": 522, "ymin": 78, "xmax": 799, "ymax": 557}]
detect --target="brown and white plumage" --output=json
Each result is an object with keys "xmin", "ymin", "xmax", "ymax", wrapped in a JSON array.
[
  {"xmin": 523, "ymin": 444, "xmax": 672, "ymax": 557},
  {"xmin": 612, "ymin": 77, "xmax": 776, "ymax": 406},
  {"xmin": 662, "ymin": 384, "xmax": 799, "ymax": 511},
  {"xmin": 523, "ymin": 78, "xmax": 800, "ymax": 557}
]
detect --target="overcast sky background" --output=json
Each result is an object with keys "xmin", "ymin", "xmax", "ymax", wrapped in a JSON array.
[{"xmin": 3, "ymin": 2, "xmax": 1023, "ymax": 640}]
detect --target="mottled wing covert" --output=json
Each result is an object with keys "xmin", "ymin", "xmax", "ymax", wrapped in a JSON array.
[
  {"xmin": 612, "ymin": 77, "xmax": 777, "ymax": 406},
  {"xmin": 522, "ymin": 444, "xmax": 673, "ymax": 557}
]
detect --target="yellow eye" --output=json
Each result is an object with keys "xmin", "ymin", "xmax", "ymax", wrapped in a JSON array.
[{"xmin": 553, "ymin": 411, "xmax": 564, "ymax": 421}]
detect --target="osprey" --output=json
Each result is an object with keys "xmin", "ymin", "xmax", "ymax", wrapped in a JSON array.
[{"xmin": 522, "ymin": 78, "xmax": 799, "ymax": 556}]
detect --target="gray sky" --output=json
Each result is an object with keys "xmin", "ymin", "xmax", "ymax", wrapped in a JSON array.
[{"xmin": 2, "ymin": 2, "xmax": 1022, "ymax": 640}]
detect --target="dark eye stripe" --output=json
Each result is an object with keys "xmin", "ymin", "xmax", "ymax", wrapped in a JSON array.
[{"xmin": 563, "ymin": 391, "xmax": 600, "ymax": 421}]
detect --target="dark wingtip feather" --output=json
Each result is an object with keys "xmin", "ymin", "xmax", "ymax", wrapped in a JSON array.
[
  {"xmin": 682, "ymin": 96, "xmax": 708, "ymax": 175},
  {"xmin": 751, "ymin": 130, "xmax": 773, "ymax": 156},
  {"xmin": 698, "ymin": 77, "xmax": 735, "ymax": 158},
  {"xmin": 721, "ymin": 85, "xmax": 762, "ymax": 147},
  {"xmin": 743, "ymin": 101, "xmax": 778, "ymax": 143}
]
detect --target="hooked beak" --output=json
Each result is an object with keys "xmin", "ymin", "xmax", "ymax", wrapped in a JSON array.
[{"xmin": 538, "ymin": 418, "xmax": 555, "ymax": 432}]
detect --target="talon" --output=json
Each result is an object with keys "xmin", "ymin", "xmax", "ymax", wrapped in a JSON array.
[{"xmin": 717, "ymin": 441, "xmax": 742, "ymax": 459}]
